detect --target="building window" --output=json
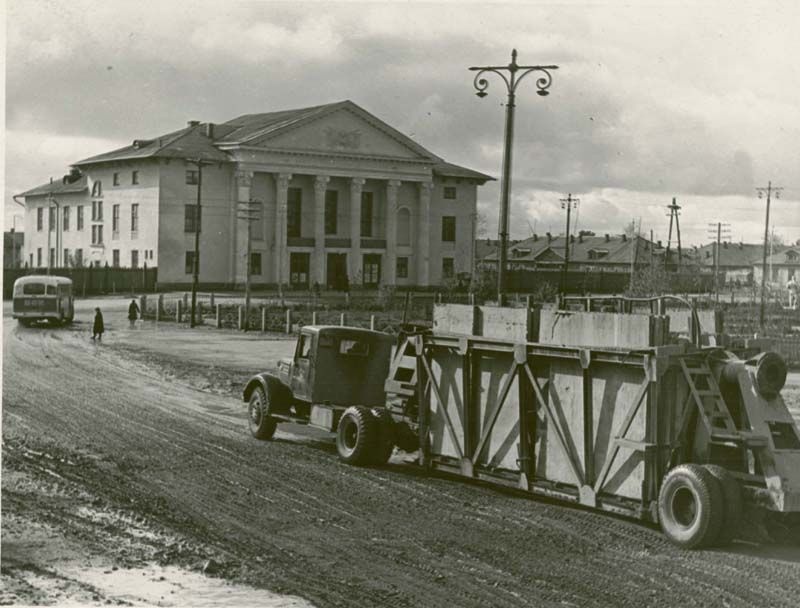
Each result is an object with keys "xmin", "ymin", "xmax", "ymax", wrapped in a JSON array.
[
  {"xmin": 442, "ymin": 257, "xmax": 455, "ymax": 278},
  {"xmin": 92, "ymin": 201, "xmax": 103, "ymax": 221},
  {"xmin": 49, "ymin": 207, "xmax": 56, "ymax": 231},
  {"xmin": 75, "ymin": 249, "xmax": 83, "ymax": 266},
  {"xmin": 29, "ymin": 253, "xmax": 33, "ymax": 268},
  {"xmin": 132, "ymin": 170, "xmax": 139, "ymax": 185},
  {"xmin": 113, "ymin": 172, "xmax": 119, "ymax": 186},
  {"xmin": 397, "ymin": 207, "xmax": 411, "ymax": 246},
  {"xmin": 185, "ymin": 170, "xmax": 199, "ymax": 185},
  {"xmin": 49, "ymin": 248, "xmax": 55, "ymax": 267},
  {"xmin": 185, "ymin": 251, "xmax": 196, "ymax": 274},
  {"xmin": 250, "ymin": 252, "xmax": 262, "ymax": 275},
  {"xmin": 37, "ymin": 208, "xmax": 43, "ymax": 231},
  {"xmin": 360, "ymin": 192, "xmax": 374, "ymax": 237},
  {"xmin": 36, "ymin": 248, "xmax": 42, "ymax": 267},
  {"xmin": 325, "ymin": 190, "xmax": 338, "ymax": 235},
  {"xmin": 441, "ymin": 216, "xmax": 456, "ymax": 242},
  {"xmin": 77, "ymin": 206, "xmax": 84, "ymax": 230},
  {"xmin": 64, "ymin": 248, "xmax": 69, "ymax": 265},
  {"xmin": 397, "ymin": 256, "xmax": 409, "ymax": 279},
  {"xmin": 290, "ymin": 252, "xmax": 310, "ymax": 285},
  {"xmin": 92, "ymin": 181, "xmax": 102, "ymax": 197},
  {"xmin": 287, "ymin": 188, "xmax": 302, "ymax": 238},
  {"xmin": 112, "ymin": 249, "xmax": 120, "ymax": 267},
  {"xmin": 91, "ymin": 225, "xmax": 104, "ymax": 245},
  {"xmin": 363, "ymin": 254, "xmax": 381, "ymax": 286},
  {"xmin": 184, "ymin": 204, "xmax": 201, "ymax": 232},
  {"xmin": 131, "ymin": 250, "xmax": 139, "ymax": 268},
  {"xmin": 112, "ymin": 204, "xmax": 120, "ymax": 234},
  {"xmin": 443, "ymin": 186, "xmax": 457, "ymax": 200},
  {"xmin": 131, "ymin": 203, "xmax": 139, "ymax": 233}
]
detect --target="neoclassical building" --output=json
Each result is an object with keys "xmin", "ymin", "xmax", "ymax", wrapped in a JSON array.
[{"xmin": 18, "ymin": 100, "xmax": 492, "ymax": 288}]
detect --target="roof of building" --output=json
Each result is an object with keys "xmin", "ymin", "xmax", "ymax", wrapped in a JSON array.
[
  {"xmin": 763, "ymin": 247, "xmax": 800, "ymax": 265},
  {"xmin": 694, "ymin": 242, "xmax": 769, "ymax": 267},
  {"xmin": 483, "ymin": 233, "xmax": 664, "ymax": 265},
  {"xmin": 17, "ymin": 174, "xmax": 89, "ymax": 197},
  {"xmin": 475, "ymin": 239, "xmax": 500, "ymax": 261},
  {"xmin": 69, "ymin": 100, "xmax": 492, "ymax": 182}
]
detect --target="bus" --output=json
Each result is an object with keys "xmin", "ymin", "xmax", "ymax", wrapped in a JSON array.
[{"xmin": 12, "ymin": 275, "xmax": 75, "ymax": 326}]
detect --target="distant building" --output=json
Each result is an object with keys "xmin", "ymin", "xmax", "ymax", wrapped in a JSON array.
[
  {"xmin": 752, "ymin": 247, "xmax": 800, "ymax": 286},
  {"xmin": 694, "ymin": 242, "xmax": 769, "ymax": 285},
  {"xmin": 17, "ymin": 100, "xmax": 492, "ymax": 288},
  {"xmin": 4, "ymin": 231, "xmax": 24, "ymax": 268}
]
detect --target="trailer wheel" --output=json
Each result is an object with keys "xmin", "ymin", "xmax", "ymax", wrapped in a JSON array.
[
  {"xmin": 248, "ymin": 386, "xmax": 277, "ymax": 440},
  {"xmin": 658, "ymin": 464, "xmax": 724, "ymax": 549},
  {"xmin": 336, "ymin": 406, "xmax": 380, "ymax": 466},
  {"xmin": 371, "ymin": 409, "xmax": 395, "ymax": 466},
  {"xmin": 703, "ymin": 464, "xmax": 743, "ymax": 546}
]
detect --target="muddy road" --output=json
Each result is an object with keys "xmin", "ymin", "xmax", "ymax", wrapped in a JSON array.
[{"xmin": 4, "ymin": 307, "xmax": 800, "ymax": 607}]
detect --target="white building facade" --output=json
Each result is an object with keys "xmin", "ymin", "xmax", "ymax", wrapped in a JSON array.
[{"xmin": 18, "ymin": 101, "xmax": 491, "ymax": 289}]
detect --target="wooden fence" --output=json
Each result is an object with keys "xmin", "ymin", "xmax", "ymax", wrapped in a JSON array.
[{"xmin": 3, "ymin": 266, "xmax": 158, "ymax": 299}]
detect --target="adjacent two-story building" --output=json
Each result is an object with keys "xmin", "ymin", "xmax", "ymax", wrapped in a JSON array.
[{"xmin": 18, "ymin": 100, "xmax": 492, "ymax": 288}]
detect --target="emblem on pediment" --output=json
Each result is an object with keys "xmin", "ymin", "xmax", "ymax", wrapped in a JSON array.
[{"xmin": 324, "ymin": 127, "xmax": 362, "ymax": 150}]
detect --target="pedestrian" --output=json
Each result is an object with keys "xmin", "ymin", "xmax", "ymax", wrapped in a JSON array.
[
  {"xmin": 92, "ymin": 307, "xmax": 104, "ymax": 341},
  {"xmin": 128, "ymin": 298, "xmax": 140, "ymax": 329},
  {"xmin": 788, "ymin": 276, "xmax": 799, "ymax": 310}
]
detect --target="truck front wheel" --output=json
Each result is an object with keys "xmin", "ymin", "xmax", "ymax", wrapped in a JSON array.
[
  {"xmin": 336, "ymin": 406, "xmax": 380, "ymax": 466},
  {"xmin": 249, "ymin": 386, "xmax": 277, "ymax": 440}
]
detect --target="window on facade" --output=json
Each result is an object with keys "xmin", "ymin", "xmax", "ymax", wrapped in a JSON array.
[
  {"xmin": 443, "ymin": 186, "xmax": 457, "ymax": 200},
  {"xmin": 49, "ymin": 248, "xmax": 55, "ymax": 267},
  {"xmin": 92, "ymin": 181, "xmax": 102, "ymax": 197},
  {"xmin": 132, "ymin": 170, "xmax": 139, "ymax": 185},
  {"xmin": 77, "ymin": 206, "xmax": 84, "ymax": 230},
  {"xmin": 92, "ymin": 201, "xmax": 103, "ymax": 221},
  {"xmin": 49, "ymin": 207, "xmax": 56, "ymax": 231},
  {"xmin": 37, "ymin": 208, "xmax": 43, "ymax": 231},
  {"xmin": 112, "ymin": 249, "xmax": 120, "ymax": 268},
  {"xmin": 91, "ymin": 225, "xmax": 104, "ymax": 245},
  {"xmin": 75, "ymin": 249, "xmax": 83, "ymax": 266},
  {"xmin": 131, "ymin": 204, "xmax": 139, "ymax": 232},
  {"xmin": 63, "ymin": 206, "xmax": 70, "ymax": 231},
  {"xmin": 397, "ymin": 256, "xmax": 409, "ymax": 279},
  {"xmin": 287, "ymin": 188, "xmax": 302, "ymax": 238},
  {"xmin": 360, "ymin": 192, "xmax": 374, "ymax": 237},
  {"xmin": 442, "ymin": 257, "xmax": 455, "ymax": 278},
  {"xmin": 113, "ymin": 172, "xmax": 119, "ymax": 186},
  {"xmin": 441, "ymin": 216, "xmax": 456, "ymax": 242},
  {"xmin": 112, "ymin": 204, "xmax": 120, "ymax": 233},
  {"xmin": 131, "ymin": 250, "xmax": 139, "ymax": 268},
  {"xmin": 29, "ymin": 253, "xmax": 33, "ymax": 268},
  {"xmin": 185, "ymin": 251, "xmax": 196, "ymax": 274},
  {"xmin": 186, "ymin": 170, "xmax": 199, "ymax": 185},
  {"xmin": 325, "ymin": 190, "xmax": 338, "ymax": 235},
  {"xmin": 250, "ymin": 252, "xmax": 262, "ymax": 275},
  {"xmin": 184, "ymin": 205, "xmax": 201, "ymax": 232},
  {"xmin": 363, "ymin": 254, "xmax": 381, "ymax": 286},
  {"xmin": 397, "ymin": 207, "xmax": 411, "ymax": 246},
  {"xmin": 37, "ymin": 248, "xmax": 42, "ymax": 267},
  {"xmin": 64, "ymin": 249, "xmax": 69, "ymax": 265},
  {"xmin": 290, "ymin": 252, "xmax": 310, "ymax": 285}
]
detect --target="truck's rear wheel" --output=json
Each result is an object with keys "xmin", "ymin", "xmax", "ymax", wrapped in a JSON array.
[
  {"xmin": 336, "ymin": 406, "xmax": 380, "ymax": 466},
  {"xmin": 658, "ymin": 464, "xmax": 724, "ymax": 549},
  {"xmin": 371, "ymin": 409, "xmax": 395, "ymax": 465},
  {"xmin": 704, "ymin": 464, "xmax": 743, "ymax": 546},
  {"xmin": 248, "ymin": 386, "xmax": 277, "ymax": 440}
]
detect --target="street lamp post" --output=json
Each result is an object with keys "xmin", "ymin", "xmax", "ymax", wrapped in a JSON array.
[{"xmin": 470, "ymin": 49, "xmax": 557, "ymax": 303}]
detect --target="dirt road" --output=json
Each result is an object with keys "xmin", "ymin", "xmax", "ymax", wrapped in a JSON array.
[{"xmin": 4, "ymin": 304, "xmax": 800, "ymax": 607}]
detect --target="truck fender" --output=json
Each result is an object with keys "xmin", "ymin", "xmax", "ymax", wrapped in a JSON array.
[{"xmin": 242, "ymin": 373, "xmax": 291, "ymax": 405}]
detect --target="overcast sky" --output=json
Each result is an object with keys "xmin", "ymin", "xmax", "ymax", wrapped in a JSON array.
[{"xmin": 4, "ymin": 0, "xmax": 799, "ymax": 247}]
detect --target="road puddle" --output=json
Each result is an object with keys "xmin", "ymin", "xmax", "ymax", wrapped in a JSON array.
[{"xmin": 61, "ymin": 563, "xmax": 315, "ymax": 606}]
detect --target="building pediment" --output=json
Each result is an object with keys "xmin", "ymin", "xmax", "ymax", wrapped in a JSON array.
[{"xmin": 226, "ymin": 102, "xmax": 437, "ymax": 163}]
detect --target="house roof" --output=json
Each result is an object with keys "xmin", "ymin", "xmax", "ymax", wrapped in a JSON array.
[
  {"xmin": 17, "ymin": 174, "xmax": 88, "ymax": 197},
  {"xmin": 694, "ymin": 242, "xmax": 768, "ymax": 267},
  {"xmin": 484, "ymin": 234, "xmax": 661, "ymax": 265},
  {"xmin": 763, "ymin": 247, "xmax": 800, "ymax": 265}
]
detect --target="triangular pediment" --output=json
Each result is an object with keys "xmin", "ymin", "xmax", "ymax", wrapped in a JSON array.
[
  {"xmin": 534, "ymin": 247, "xmax": 565, "ymax": 262},
  {"xmin": 240, "ymin": 102, "xmax": 437, "ymax": 161}
]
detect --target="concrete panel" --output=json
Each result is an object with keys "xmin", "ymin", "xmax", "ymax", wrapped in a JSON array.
[
  {"xmin": 538, "ymin": 310, "xmax": 661, "ymax": 348},
  {"xmin": 479, "ymin": 306, "xmax": 530, "ymax": 342},
  {"xmin": 667, "ymin": 309, "xmax": 721, "ymax": 335},
  {"xmin": 432, "ymin": 303, "xmax": 475, "ymax": 335}
]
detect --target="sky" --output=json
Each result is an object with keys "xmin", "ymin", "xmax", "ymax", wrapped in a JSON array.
[{"xmin": 3, "ymin": 0, "xmax": 800, "ymax": 247}]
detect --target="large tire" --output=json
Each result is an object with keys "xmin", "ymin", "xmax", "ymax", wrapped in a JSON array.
[
  {"xmin": 248, "ymin": 385, "xmax": 278, "ymax": 440},
  {"xmin": 704, "ymin": 464, "xmax": 743, "ymax": 546},
  {"xmin": 658, "ymin": 463, "xmax": 725, "ymax": 549},
  {"xmin": 336, "ymin": 406, "xmax": 381, "ymax": 466},
  {"xmin": 370, "ymin": 408, "xmax": 395, "ymax": 466}
]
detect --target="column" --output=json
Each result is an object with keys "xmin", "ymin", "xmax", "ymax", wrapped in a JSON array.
[
  {"xmin": 274, "ymin": 173, "xmax": 292, "ymax": 286},
  {"xmin": 385, "ymin": 180, "xmax": 401, "ymax": 285},
  {"xmin": 235, "ymin": 170, "xmax": 253, "ymax": 286},
  {"xmin": 349, "ymin": 177, "xmax": 365, "ymax": 283},
  {"xmin": 314, "ymin": 175, "xmax": 330, "ymax": 286},
  {"xmin": 417, "ymin": 181, "xmax": 433, "ymax": 286}
]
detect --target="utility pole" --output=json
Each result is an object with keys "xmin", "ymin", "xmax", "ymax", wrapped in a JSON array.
[
  {"xmin": 650, "ymin": 228, "xmax": 654, "ymax": 268},
  {"xmin": 756, "ymin": 182, "xmax": 783, "ymax": 329},
  {"xmin": 188, "ymin": 158, "xmax": 213, "ymax": 327},
  {"xmin": 665, "ymin": 197, "xmax": 682, "ymax": 272},
  {"xmin": 559, "ymin": 193, "xmax": 579, "ymax": 295},
  {"xmin": 629, "ymin": 217, "xmax": 641, "ymax": 290},
  {"xmin": 237, "ymin": 199, "xmax": 262, "ymax": 331},
  {"xmin": 707, "ymin": 221, "xmax": 730, "ymax": 304}
]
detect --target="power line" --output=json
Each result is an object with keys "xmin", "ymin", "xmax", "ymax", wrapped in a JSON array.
[{"xmin": 756, "ymin": 182, "xmax": 783, "ymax": 329}]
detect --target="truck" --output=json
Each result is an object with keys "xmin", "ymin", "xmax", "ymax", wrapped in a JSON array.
[{"xmin": 243, "ymin": 303, "xmax": 800, "ymax": 549}]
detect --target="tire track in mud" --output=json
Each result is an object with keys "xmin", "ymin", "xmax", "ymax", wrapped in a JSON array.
[{"xmin": 5, "ymin": 320, "xmax": 800, "ymax": 607}]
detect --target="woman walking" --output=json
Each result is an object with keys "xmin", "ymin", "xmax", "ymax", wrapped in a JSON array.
[{"xmin": 92, "ymin": 307, "xmax": 104, "ymax": 341}]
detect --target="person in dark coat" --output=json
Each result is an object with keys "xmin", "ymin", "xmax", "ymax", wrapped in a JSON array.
[
  {"xmin": 92, "ymin": 307, "xmax": 104, "ymax": 341},
  {"xmin": 128, "ymin": 299, "xmax": 140, "ymax": 328}
]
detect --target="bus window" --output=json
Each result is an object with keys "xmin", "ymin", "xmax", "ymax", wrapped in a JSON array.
[
  {"xmin": 22, "ymin": 283, "xmax": 46, "ymax": 295},
  {"xmin": 47, "ymin": 285, "xmax": 56, "ymax": 295}
]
